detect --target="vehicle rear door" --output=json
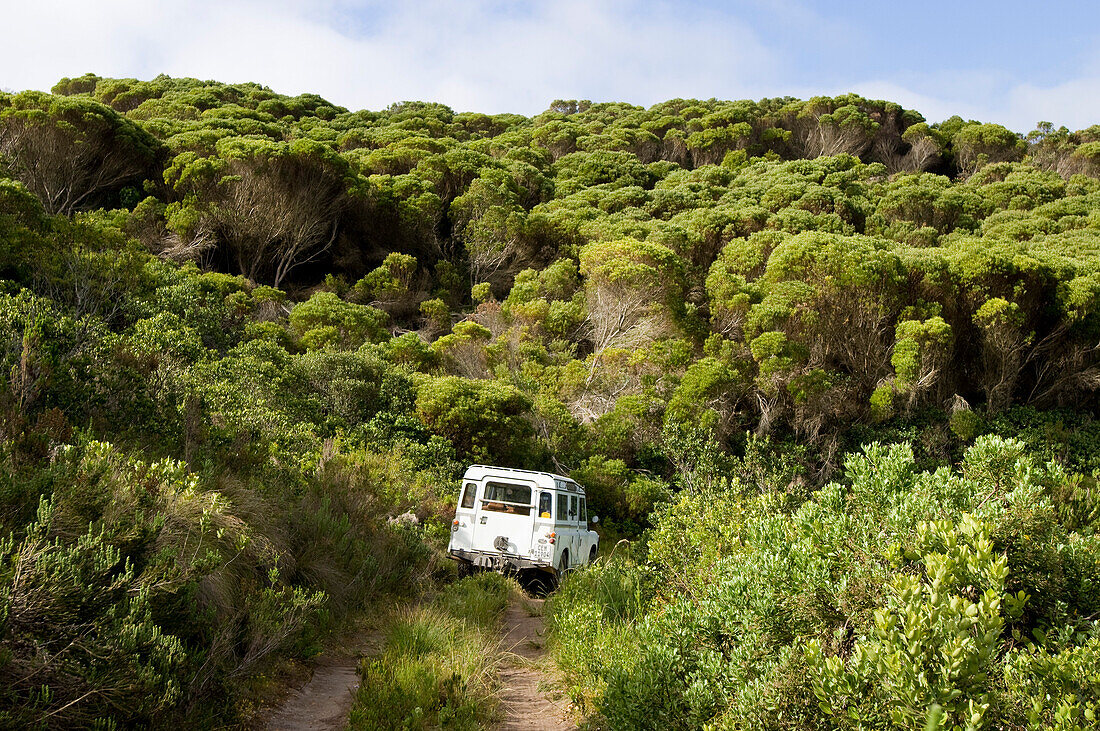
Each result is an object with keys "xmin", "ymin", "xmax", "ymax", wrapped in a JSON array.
[{"xmin": 470, "ymin": 478, "xmax": 537, "ymax": 557}]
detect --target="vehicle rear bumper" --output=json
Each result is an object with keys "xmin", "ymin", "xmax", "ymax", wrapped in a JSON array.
[{"xmin": 448, "ymin": 547, "xmax": 552, "ymax": 572}]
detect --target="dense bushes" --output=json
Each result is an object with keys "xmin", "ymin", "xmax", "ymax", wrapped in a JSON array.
[
  {"xmin": 5, "ymin": 79, "xmax": 1100, "ymax": 461},
  {"xmin": 0, "ymin": 197, "xmax": 464, "ymax": 724},
  {"xmin": 0, "ymin": 429, "xmax": 438, "ymax": 726},
  {"xmin": 547, "ymin": 436, "xmax": 1100, "ymax": 729}
]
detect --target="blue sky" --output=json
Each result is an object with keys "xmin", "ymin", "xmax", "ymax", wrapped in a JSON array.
[{"xmin": 2, "ymin": 0, "xmax": 1097, "ymax": 132}]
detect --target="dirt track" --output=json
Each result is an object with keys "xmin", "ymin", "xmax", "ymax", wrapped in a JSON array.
[
  {"xmin": 495, "ymin": 597, "xmax": 576, "ymax": 730},
  {"xmin": 264, "ymin": 595, "xmax": 573, "ymax": 730},
  {"xmin": 263, "ymin": 654, "xmax": 361, "ymax": 731}
]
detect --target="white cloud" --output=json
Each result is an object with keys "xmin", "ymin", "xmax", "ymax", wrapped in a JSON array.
[
  {"xmin": 0, "ymin": 0, "xmax": 777, "ymax": 113},
  {"xmin": 0, "ymin": 0, "xmax": 1097, "ymax": 131},
  {"xmin": 1005, "ymin": 78, "xmax": 1100, "ymax": 132}
]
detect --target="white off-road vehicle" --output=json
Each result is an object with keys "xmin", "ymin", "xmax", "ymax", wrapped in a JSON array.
[{"xmin": 447, "ymin": 465, "xmax": 599, "ymax": 578}]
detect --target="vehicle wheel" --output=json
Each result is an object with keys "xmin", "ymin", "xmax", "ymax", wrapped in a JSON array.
[
  {"xmin": 589, "ymin": 545, "xmax": 597, "ymax": 565},
  {"xmin": 456, "ymin": 561, "xmax": 473, "ymax": 578},
  {"xmin": 558, "ymin": 550, "xmax": 569, "ymax": 577}
]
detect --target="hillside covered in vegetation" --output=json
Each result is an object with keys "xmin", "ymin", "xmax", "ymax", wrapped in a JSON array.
[{"xmin": 1, "ymin": 74, "xmax": 1099, "ymax": 728}]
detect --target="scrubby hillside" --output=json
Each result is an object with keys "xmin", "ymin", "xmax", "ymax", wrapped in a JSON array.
[{"xmin": 1, "ymin": 75, "xmax": 1100, "ymax": 727}]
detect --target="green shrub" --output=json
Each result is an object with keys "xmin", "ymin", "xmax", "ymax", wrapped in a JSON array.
[
  {"xmin": 414, "ymin": 375, "xmax": 536, "ymax": 465},
  {"xmin": 950, "ymin": 408, "xmax": 983, "ymax": 441},
  {"xmin": 0, "ymin": 497, "xmax": 186, "ymax": 727},
  {"xmin": 290, "ymin": 292, "xmax": 389, "ymax": 350}
]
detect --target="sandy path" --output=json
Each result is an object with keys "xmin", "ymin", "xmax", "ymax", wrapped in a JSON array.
[
  {"xmin": 263, "ymin": 654, "xmax": 361, "ymax": 731},
  {"xmin": 495, "ymin": 598, "xmax": 576, "ymax": 730}
]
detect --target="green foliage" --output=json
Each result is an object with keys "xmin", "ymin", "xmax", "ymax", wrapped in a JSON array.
[
  {"xmin": 954, "ymin": 123, "xmax": 1027, "ymax": 174},
  {"xmin": 471, "ymin": 282, "xmax": 492, "ymax": 303},
  {"xmin": 0, "ymin": 496, "xmax": 186, "ymax": 727},
  {"xmin": 7, "ymin": 76, "xmax": 1100, "ymax": 727},
  {"xmin": 419, "ymin": 297, "xmax": 450, "ymax": 334},
  {"xmin": 414, "ymin": 376, "xmax": 536, "ymax": 465},
  {"xmin": 571, "ymin": 456, "xmax": 671, "ymax": 532},
  {"xmin": 548, "ymin": 437, "xmax": 1100, "ymax": 728},
  {"xmin": 0, "ymin": 90, "xmax": 162, "ymax": 215},
  {"xmin": 290, "ymin": 291, "xmax": 389, "ymax": 350}
]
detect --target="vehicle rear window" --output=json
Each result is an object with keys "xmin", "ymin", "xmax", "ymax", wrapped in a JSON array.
[
  {"xmin": 481, "ymin": 481, "xmax": 532, "ymax": 515},
  {"xmin": 539, "ymin": 491, "xmax": 552, "ymax": 518},
  {"xmin": 460, "ymin": 482, "xmax": 477, "ymax": 509}
]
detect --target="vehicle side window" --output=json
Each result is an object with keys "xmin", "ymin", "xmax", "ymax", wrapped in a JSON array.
[
  {"xmin": 570, "ymin": 495, "xmax": 579, "ymax": 522},
  {"xmin": 579, "ymin": 497, "xmax": 587, "ymax": 523},
  {"xmin": 557, "ymin": 493, "xmax": 568, "ymax": 522},
  {"xmin": 461, "ymin": 482, "xmax": 477, "ymax": 509},
  {"xmin": 539, "ymin": 491, "xmax": 552, "ymax": 518}
]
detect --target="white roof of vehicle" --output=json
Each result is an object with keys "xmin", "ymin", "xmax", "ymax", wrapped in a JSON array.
[{"xmin": 463, "ymin": 464, "xmax": 585, "ymax": 494}]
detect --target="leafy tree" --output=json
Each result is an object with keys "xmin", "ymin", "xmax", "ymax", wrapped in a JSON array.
[
  {"xmin": 414, "ymin": 376, "xmax": 535, "ymax": 464},
  {"xmin": 289, "ymin": 291, "xmax": 389, "ymax": 350},
  {"xmin": 163, "ymin": 137, "xmax": 368, "ymax": 286},
  {"xmin": 579, "ymin": 237, "xmax": 686, "ymax": 358},
  {"xmin": 0, "ymin": 91, "xmax": 161, "ymax": 214},
  {"xmin": 954, "ymin": 123, "xmax": 1027, "ymax": 175}
]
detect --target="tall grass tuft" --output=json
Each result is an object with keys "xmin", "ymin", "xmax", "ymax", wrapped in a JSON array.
[{"xmin": 347, "ymin": 572, "xmax": 517, "ymax": 730}]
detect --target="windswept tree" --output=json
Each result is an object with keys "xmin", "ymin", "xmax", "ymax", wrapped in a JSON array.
[
  {"xmin": 579, "ymin": 237, "xmax": 685, "ymax": 358},
  {"xmin": 449, "ymin": 167, "xmax": 530, "ymax": 289},
  {"xmin": 1026, "ymin": 122, "xmax": 1100, "ymax": 178},
  {"xmin": 876, "ymin": 122, "xmax": 945, "ymax": 174},
  {"xmin": 781, "ymin": 96, "xmax": 880, "ymax": 159},
  {"xmin": 0, "ymin": 91, "xmax": 161, "ymax": 215},
  {"xmin": 685, "ymin": 122, "xmax": 753, "ymax": 166},
  {"xmin": 163, "ymin": 137, "xmax": 368, "ymax": 287},
  {"xmin": 952, "ymin": 122, "xmax": 1026, "ymax": 175}
]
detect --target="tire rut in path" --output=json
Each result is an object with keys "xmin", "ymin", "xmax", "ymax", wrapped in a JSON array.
[
  {"xmin": 495, "ymin": 597, "xmax": 576, "ymax": 731},
  {"xmin": 264, "ymin": 655, "xmax": 360, "ymax": 731},
  {"xmin": 264, "ymin": 625, "xmax": 382, "ymax": 731}
]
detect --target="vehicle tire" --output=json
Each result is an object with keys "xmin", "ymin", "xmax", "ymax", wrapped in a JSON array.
[
  {"xmin": 558, "ymin": 550, "xmax": 569, "ymax": 577},
  {"xmin": 456, "ymin": 561, "xmax": 473, "ymax": 578},
  {"xmin": 589, "ymin": 545, "xmax": 597, "ymax": 565}
]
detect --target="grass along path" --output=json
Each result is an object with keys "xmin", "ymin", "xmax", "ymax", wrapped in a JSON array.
[{"xmin": 346, "ymin": 573, "xmax": 515, "ymax": 729}]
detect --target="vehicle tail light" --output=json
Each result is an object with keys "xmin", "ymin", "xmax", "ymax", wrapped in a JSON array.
[{"xmin": 549, "ymin": 531, "xmax": 556, "ymax": 545}]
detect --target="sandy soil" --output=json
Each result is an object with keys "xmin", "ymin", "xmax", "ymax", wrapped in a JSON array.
[
  {"xmin": 495, "ymin": 598, "xmax": 577, "ymax": 731},
  {"xmin": 262, "ymin": 654, "xmax": 361, "ymax": 731}
]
